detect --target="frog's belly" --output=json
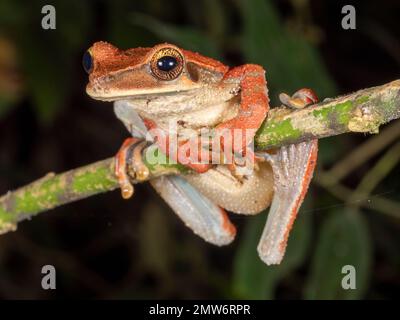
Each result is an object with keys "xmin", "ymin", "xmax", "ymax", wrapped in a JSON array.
[{"xmin": 184, "ymin": 162, "xmax": 274, "ymax": 214}]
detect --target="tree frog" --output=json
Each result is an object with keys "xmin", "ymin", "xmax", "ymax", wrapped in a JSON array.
[{"xmin": 84, "ymin": 41, "xmax": 318, "ymax": 265}]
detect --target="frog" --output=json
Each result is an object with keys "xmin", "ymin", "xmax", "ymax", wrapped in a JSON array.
[{"xmin": 84, "ymin": 41, "xmax": 318, "ymax": 265}]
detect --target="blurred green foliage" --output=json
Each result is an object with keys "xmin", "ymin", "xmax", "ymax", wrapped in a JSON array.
[
  {"xmin": 0, "ymin": 0, "xmax": 93, "ymax": 122},
  {"xmin": 305, "ymin": 209, "xmax": 371, "ymax": 299},
  {"xmin": 0, "ymin": 0, "xmax": 398, "ymax": 299}
]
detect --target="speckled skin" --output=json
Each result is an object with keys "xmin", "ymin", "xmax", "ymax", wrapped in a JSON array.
[{"xmin": 86, "ymin": 41, "xmax": 273, "ymax": 214}]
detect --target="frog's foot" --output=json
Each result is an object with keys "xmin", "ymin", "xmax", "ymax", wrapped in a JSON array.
[
  {"xmin": 115, "ymin": 137, "xmax": 149, "ymax": 199},
  {"xmin": 256, "ymin": 140, "xmax": 318, "ymax": 265},
  {"xmin": 279, "ymin": 88, "xmax": 318, "ymax": 109}
]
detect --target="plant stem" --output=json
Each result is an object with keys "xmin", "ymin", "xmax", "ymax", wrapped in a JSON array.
[{"xmin": 1, "ymin": 80, "xmax": 400, "ymax": 234}]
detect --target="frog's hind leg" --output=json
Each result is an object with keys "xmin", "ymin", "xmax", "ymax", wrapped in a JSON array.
[
  {"xmin": 184, "ymin": 162, "xmax": 274, "ymax": 215},
  {"xmin": 256, "ymin": 88, "xmax": 319, "ymax": 265},
  {"xmin": 150, "ymin": 175, "xmax": 236, "ymax": 246},
  {"xmin": 256, "ymin": 141, "xmax": 317, "ymax": 265}
]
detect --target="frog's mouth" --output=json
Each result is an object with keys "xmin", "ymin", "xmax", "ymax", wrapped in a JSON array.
[
  {"xmin": 87, "ymin": 88, "xmax": 199, "ymax": 102},
  {"xmin": 86, "ymin": 83, "xmax": 202, "ymax": 102}
]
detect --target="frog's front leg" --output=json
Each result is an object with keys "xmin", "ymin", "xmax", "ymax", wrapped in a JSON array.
[
  {"xmin": 115, "ymin": 138, "xmax": 149, "ymax": 199},
  {"xmin": 216, "ymin": 64, "xmax": 269, "ymax": 156}
]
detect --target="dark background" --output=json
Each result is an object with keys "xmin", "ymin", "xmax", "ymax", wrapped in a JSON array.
[{"xmin": 0, "ymin": 0, "xmax": 399, "ymax": 299}]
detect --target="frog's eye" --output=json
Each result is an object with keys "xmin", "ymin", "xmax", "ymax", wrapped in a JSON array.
[
  {"xmin": 150, "ymin": 47, "xmax": 184, "ymax": 81},
  {"xmin": 82, "ymin": 50, "xmax": 93, "ymax": 74}
]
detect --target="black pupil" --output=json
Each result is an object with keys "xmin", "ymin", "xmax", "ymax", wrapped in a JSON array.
[
  {"xmin": 82, "ymin": 51, "xmax": 93, "ymax": 73},
  {"xmin": 157, "ymin": 56, "xmax": 177, "ymax": 72}
]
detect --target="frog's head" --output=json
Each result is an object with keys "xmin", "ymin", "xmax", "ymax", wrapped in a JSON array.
[{"xmin": 84, "ymin": 41, "xmax": 229, "ymax": 101}]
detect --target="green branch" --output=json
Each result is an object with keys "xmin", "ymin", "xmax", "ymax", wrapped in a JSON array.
[{"xmin": 1, "ymin": 80, "xmax": 400, "ymax": 234}]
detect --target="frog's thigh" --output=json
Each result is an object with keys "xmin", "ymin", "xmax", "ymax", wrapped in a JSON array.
[{"xmin": 184, "ymin": 162, "xmax": 274, "ymax": 215}]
